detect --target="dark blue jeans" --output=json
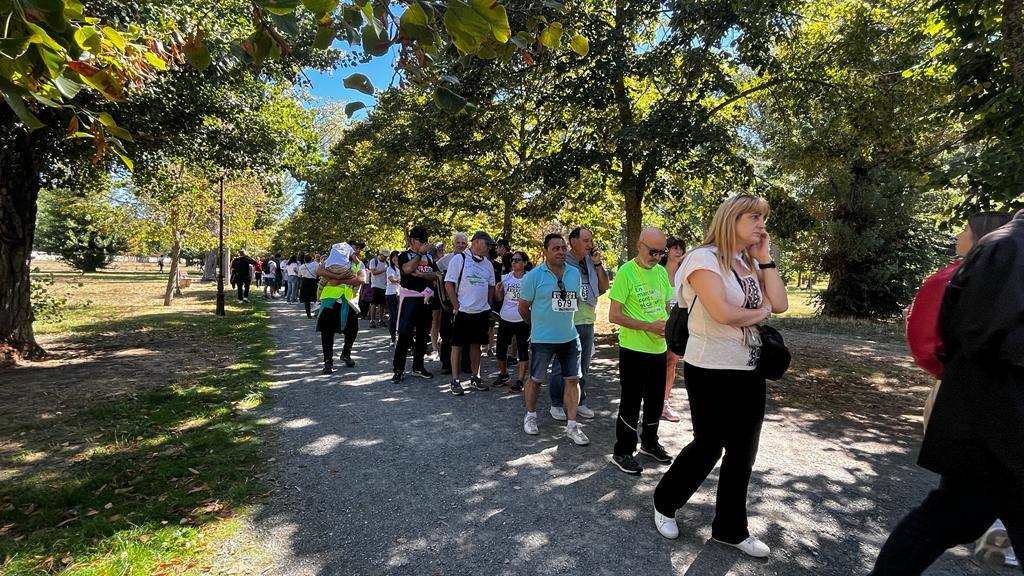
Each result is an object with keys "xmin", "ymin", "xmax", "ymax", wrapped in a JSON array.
[{"xmin": 550, "ymin": 323, "xmax": 594, "ymax": 408}]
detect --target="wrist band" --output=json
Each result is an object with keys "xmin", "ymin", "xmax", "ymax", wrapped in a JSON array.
[{"xmin": 757, "ymin": 261, "xmax": 777, "ymax": 270}]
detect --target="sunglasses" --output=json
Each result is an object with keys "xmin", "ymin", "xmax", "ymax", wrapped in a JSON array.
[
  {"xmin": 557, "ymin": 278, "xmax": 567, "ymax": 300},
  {"xmin": 640, "ymin": 241, "xmax": 668, "ymax": 257},
  {"xmin": 511, "ymin": 258, "xmax": 525, "ymax": 263}
]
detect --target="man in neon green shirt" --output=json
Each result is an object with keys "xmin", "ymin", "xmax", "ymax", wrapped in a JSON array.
[{"xmin": 608, "ymin": 226, "xmax": 673, "ymax": 475}]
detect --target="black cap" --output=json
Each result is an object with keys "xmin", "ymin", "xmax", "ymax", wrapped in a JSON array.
[
  {"xmin": 471, "ymin": 231, "xmax": 495, "ymax": 245},
  {"xmin": 409, "ymin": 226, "xmax": 429, "ymax": 243}
]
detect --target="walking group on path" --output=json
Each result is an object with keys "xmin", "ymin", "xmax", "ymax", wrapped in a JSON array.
[{"xmin": 254, "ymin": 194, "xmax": 1023, "ymax": 574}]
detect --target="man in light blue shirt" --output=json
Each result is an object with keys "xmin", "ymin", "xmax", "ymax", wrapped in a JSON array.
[{"xmin": 518, "ymin": 234, "xmax": 589, "ymax": 446}]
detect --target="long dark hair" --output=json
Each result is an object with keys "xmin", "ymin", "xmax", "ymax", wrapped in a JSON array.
[
  {"xmin": 288, "ymin": 255, "xmax": 298, "ymax": 265},
  {"xmin": 659, "ymin": 235, "xmax": 685, "ymax": 267},
  {"xmin": 389, "ymin": 250, "xmax": 400, "ymax": 269},
  {"xmin": 968, "ymin": 212, "xmax": 1013, "ymax": 241}
]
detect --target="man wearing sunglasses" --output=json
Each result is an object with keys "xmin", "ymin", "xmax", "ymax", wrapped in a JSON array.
[
  {"xmin": 549, "ymin": 227, "xmax": 610, "ymax": 422},
  {"xmin": 608, "ymin": 226, "xmax": 674, "ymax": 474},
  {"xmin": 518, "ymin": 234, "xmax": 590, "ymax": 446}
]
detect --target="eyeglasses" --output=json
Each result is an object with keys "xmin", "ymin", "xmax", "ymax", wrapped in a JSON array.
[{"xmin": 640, "ymin": 241, "xmax": 668, "ymax": 257}]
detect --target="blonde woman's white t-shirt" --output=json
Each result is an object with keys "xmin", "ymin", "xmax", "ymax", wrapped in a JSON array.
[{"xmin": 679, "ymin": 247, "xmax": 763, "ymax": 371}]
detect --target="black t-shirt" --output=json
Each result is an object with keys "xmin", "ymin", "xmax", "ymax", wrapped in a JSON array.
[
  {"xmin": 398, "ymin": 250, "xmax": 438, "ymax": 292},
  {"xmin": 231, "ymin": 256, "xmax": 256, "ymax": 277}
]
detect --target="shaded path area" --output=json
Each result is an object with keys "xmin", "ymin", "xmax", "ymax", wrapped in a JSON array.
[{"xmin": 253, "ymin": 300, "xmax": 1012, "ymax": 575}]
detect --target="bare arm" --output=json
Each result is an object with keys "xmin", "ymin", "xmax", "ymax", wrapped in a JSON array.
[
  {"xmin": 689, "ymin": 269, "xmax": 770, "ymax": 327},
  {"xmin": 487, "ymin": 285, "xmax": 494, "ymax": 308},
  {"xmin": 518, "ymin": 298, "xmax": 532, "ymax": 325},
  {"xmin": 494, "ymin": 281, "xmax": 504, "ymax": 303},
  {"xmin": 608, "ymin": 300, "xmax": 665, "ymax": 337},
  {"xmin": 445, "ymin": 281, "xmax": 460, "ymax": 312},
  {"xmin": 758, "ymin": 267, "xmax": 788, "ymax": 313}
]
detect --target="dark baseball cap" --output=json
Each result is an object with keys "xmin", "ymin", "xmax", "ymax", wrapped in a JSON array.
[
  {"xmin": 409, "ymin": 226, "xmax": 429, "ymax": 242},
  {"xmin": 471, "ymin": 231, "xmax": 495, "ymax": 245}
]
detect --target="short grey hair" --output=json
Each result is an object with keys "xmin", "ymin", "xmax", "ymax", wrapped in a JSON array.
[{"xmin": 453, "ymin": 232, "xmax": 468, "ymax": 242}]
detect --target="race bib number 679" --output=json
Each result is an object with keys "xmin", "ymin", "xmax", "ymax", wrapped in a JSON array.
[{"xmin": 551, "ymin": 291, "xmax": 579, "ymax": 312}]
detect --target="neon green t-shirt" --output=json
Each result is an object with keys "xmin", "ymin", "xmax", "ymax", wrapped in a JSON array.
[
  {"xmin": 574, "ymin": 301, "xmax": 597, "ymax": 325},
  {"xmin": 320, "ymin": 262, "xmax": 362, "ymax": 302},
  {"xmin": 608, "ymin": 260, "xmax": 671, "ymax": 353}
]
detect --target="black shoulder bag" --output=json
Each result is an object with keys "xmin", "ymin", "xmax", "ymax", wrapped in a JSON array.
[
  {"xmin": 665, "ymin": 296, "xmax": 696, "ymax": 356},
  {"xmin": 731, "ymin": 269, "xmax": 790, "ymax": 380}
]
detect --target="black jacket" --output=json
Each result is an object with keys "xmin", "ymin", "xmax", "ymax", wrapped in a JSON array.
[{"xmin": 919, "ymin": 219, "xmax": 1024, "ymax": 482}]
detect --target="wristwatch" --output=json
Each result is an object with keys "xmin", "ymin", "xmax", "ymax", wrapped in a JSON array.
[{"xmin": 757, "ymin": 261, "xmax": 777, "ymax": 270}]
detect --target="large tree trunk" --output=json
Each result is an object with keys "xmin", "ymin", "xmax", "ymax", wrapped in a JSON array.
[
  {"xmin": 1005, "ymin": 0, "xmax": 1024, "ymax": 83},
  {"xmin": 163, "ymin": 237, "xmax": 182, "ymax": 306},
  {"xmin": 202, "ymin": 249, "xmax": 217, "ymax": 281},
  {"xmin": 0, "ymin": 119, "xmax": 44, "ymax": 361}
]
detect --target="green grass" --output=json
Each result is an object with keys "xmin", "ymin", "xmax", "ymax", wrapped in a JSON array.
[
  {"xmin": 772, "ymin": 284, "xmax": 906, "ymax": 344},
  {"xmin": 1, "ymin": 301, "xmax": 272, "ymax": 575}
]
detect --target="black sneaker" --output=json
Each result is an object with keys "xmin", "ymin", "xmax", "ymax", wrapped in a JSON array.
[
  {"xmin": 612, "ymin": 453, "xmax": 644, "ymax": 475},
  {"xmin": 639, "ymin": 444, "xmax": 673, "ymax": 464},
  {"xmin": 322, "ymin": 362, "xmax": 333, "ymax": 375},
  {"xmin": 492, "ymin": 373, "xmax": 510, "ymax": 387},
  {"xmin": 411, "ymin": 367, "xmax": 433, "ymax": 379},
  {"xmin": 509, "ymin": 380, "xmax": 523, "ymax": 393},
  {"xmin": 340, "ymin": 355, "xmax": 356, "ymax": 368},
  {"xmin": 391, "ymin": 370, "xmax": 403, "ymax": 383},
  {"xmin": 469, "ymin": 376, "xmax": 489, "ymax": 391},
  {"xmin": 450, "ymin": 379, "xmax": 465, "ymax": 396}
]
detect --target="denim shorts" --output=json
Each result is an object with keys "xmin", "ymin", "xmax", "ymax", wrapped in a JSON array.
[{"xmin": 529, "ymin": 338, "xmax": 581, "ymax": 383}]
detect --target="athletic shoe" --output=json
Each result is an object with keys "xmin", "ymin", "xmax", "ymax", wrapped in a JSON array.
[
  {"xmin": 662, "ymin": 402, "xmax": 682, "ymax": 422},
  {"xmin": 550, "ymin": 406, "xmax": 567, "ymax": 421},
  {"xmin": 612, "ymin": 453, "xmax": 643, "ymax": 475},
  {"xmin": 322, "ymin": 362, "xmax": 333, "ymax": 375},
  {"xmin": 566, "ymin": 425, "xmax": 590, "ymax": 446},
  {"xmin": 492, "ymin": 373, "xmax": 511, "ymax": 387},
  {"xmin": 577, "ymin": 404, "xmax": 595, "ymax": 419},
  {"xmin": 523, "ymin": 413, "xmax": 539, "ymax": 435},
  {"xmin": 450, "ymin": 379, "xmax": 465, "ymax": 396},
  {"xmin": 975, "ymin": 520, "xmax": 1012, "ymax": 567},
  {"xmin": 509, "ymin": 380, "xmax": 524, "ymax": 393},
  {"xmin": 340, "ymin": 355, "xmax": 356, "ymax": 368},
  {"xmin": 370, "ymin": 321, "xmax": 377, "ymax": 328},
  {"xmin": 391, "ymin": 370, "xmax": 403, "ymax": 383},
  {"xmin": 713, "ymin": 536, "xmax": 770, "ymax": 558},
  {"xmin": 639, "ymin": 443, "xmax": 673, "ymax": 464},
  {"xmin": 243, "ymin": 297, "xmax": 250, "ymax": 303},
  {"xmin": 411, "ymin": 367, "xmax": 433, "ymax": 379},
  {"xmin": 469, "ymin": 376, "xmax": 489, "ymax": 391},
  {"xmin": 654, "ymin": 508, "xmax": 679, "ymax": 539},
  {"xmin": 1006, "ymin": 547, "xmax": 1019, "ymax": 567},
  {"xmin": 237, "ymin": 299, "xmax": 244, "ymax": 304}
]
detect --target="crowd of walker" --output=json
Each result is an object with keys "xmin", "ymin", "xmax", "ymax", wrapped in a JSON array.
[{"xmin": 225, "ymin": 195, "xmax": 1023, "ymax": 573}]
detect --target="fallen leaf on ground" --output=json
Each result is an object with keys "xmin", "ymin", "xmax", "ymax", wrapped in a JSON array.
[
  {"xmin": 103, "ymin": 502, "xmax": 113, "ymax": 509},
  {"xmin": 0, "ymin": 524, "xmax": 14, "ymax": 536},
  {"xmin": 188, "ymin": 467, "xmax": 201, "ymax": 475},
  {"xmin": 139, "ymin": 534, "xmax": 151, "ymax": 542},
  {"xmin": 55, "ymin": 517, "xmax": 78, "ymax": 528}
]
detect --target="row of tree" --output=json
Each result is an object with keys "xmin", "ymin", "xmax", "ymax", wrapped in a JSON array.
[{"xmin": 282, "ymin": 0, "xmax": 1023, "ymax": 319}]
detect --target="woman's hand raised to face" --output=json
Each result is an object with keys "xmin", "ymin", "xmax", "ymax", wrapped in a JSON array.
[{"xmin": 751, "ymin": 230, "xmax": 772, "ymax": 264}]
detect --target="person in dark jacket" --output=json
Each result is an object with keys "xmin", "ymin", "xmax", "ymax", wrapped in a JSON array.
[
  {"xmin": 870, "ymin": 211, "xmax": 1024, "ymax": 575},
  {"xmin": 230, "ymin": 250, "xmax": 257, "ymax": 303}
]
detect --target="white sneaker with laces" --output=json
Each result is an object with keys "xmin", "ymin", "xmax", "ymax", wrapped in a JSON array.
[
  {"xmin": 566, "ymin": 425, "xmax": 590, "ymax": 446},
  {"xmin": 654, "ymin": 508, "xmax": 679, "ymax": 539},
  {"xmin": 576, "ymin": 404, "xmax": 595, "ymax": 419},
  {"xmin": 714, "ymin": 536, "xmax": 770, "ymax": 558},
  {"xmin": 549, "ymin": 406, "xmax": 567, "ymax": 421},
  {"xmin": 524, "ymin": 413, "xmax": 539, "ymax": 435}
]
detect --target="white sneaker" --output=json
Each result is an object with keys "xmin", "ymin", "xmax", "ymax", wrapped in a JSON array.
[
  {"xmin": 654, "ymin": 508, "xmax": 679, "ymax": 539},
  {"xmin": 1006, "ymin": 547, "xmax": 1019, "ymax": 567},
  {"xmin": 566, "ymin": 425, "xmax": 590, "ymax": 446},
  {"xmin": 975, "ymin": 520, "xmax": 1011, "ymax": 566},
  {"xmin": 714, "ymin": 536, "xmax": 770, "ymax": 558},
  {"xmin": 576, "ymin": 404, "xmax": 595, "ymax": 419},
  {"xmin": 549, "ymin": 406, "xmax": 567, "ymax": 421},
  {"xmin": 524, "ymin": 413, "xmax": 539, "ymax": 435}
]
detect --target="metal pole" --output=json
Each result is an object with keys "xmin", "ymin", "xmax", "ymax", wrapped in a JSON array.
[{"xmin": 216, "ymin": 175, "xmax": 226, "ymax": 316}]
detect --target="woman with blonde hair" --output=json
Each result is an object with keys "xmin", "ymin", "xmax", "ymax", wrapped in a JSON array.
[{"xmin": 652, "ymin": 194, "xmax": 788, "ymax": 558}]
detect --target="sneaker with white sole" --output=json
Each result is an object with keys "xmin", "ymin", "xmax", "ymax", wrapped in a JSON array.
[
  {"xmin": 524, "ymin": 413, "xmax": 539, "ymax": 435},
  {"xmin": 975, "ymin": 520, "xmax": 1012, "ymax": 567},
  {"xmin": 714, "ymin": 536, "xmax": 770, "ymax": 558},
  {"xmin": 566, "ymin": 425, "xmax": 590, "ymax": 446},
  {"xmin": 661, "ymin": 401, "xmax": 682, "ymax": 422},
  {"xmin": 577, "ymin": 404, "xmax": 595, "ymax": 419},
  {"xmin": 550, "ymin": 406, "xmax": 567, "ymax": 421},
  {"xmin": 654, "ymin": 508, "xmax": 679, "ymax": 539}
]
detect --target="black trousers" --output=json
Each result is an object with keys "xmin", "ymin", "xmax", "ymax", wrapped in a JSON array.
[
  {"xmin": 653, "ymin": 363, "xmax": 766, "ymax": 544},
  {"xmin": 393, "ymin": 297, "xmax": 431, "ymax": 373},
  {"xmin": 496, "ymin": 318, "xmax": 529, "ymax": 363},
  {"xmin": 614, "ymin": 347, "xmax": 667, "ymax": 456},
  {"xmin": 320, "ymin": 307, "xmax": 358, "ymax": 364},
  {"xmin": 235, "ymin": 276, "xmax": 251, "ymax": 300},
  {"xmin": 871, "ymin": 468, "xmax": 1024, "ymax": 575}
]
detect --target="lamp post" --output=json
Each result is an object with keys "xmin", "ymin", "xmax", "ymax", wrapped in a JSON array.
[{"xmin": 215, "ymin": 175, "xmax": 226, "ymax": 316}]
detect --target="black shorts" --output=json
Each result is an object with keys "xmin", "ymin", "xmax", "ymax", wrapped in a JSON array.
[
  {"xmin": 372, "ymin": 287, "xmax": 386, "ymax": 305},
  {"xmin": 453, "ymin": 311, "xmax": 491, "ymax": 347}
]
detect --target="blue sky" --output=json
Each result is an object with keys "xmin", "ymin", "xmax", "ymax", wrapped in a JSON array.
[{"xmin": 303, "ymin": 44, "xmax": 401, "ymax": 119}]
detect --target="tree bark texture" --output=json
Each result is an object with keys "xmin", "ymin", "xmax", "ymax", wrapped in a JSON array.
[
  {"xmin": 163, "ymin": 237, "xmax": 182, "ymax": 306},
  {"xmin": 1004, "ymin": 0, "xmax": 1024, "ymax": 84},
  {"xmin": 0, "ymin": 112, "xmax": 44, "ymax": 360}
]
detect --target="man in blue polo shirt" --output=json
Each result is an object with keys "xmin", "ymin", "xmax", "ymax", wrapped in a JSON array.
[{"xmin": 518, "ymin": 233, "xmax": 589, "ymax": 446}]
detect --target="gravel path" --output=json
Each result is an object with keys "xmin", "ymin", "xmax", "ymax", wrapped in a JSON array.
[{"xmin": 252, "ymin": 299, "xmax": 1014, "ymax": 576}]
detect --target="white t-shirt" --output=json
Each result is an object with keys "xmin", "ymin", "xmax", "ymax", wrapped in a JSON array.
[
  {"xmin": 680, "ymin": 247, "xmax": 763, "ymax": 371},
  {"xmin": 499, "ymin": 272, "xmax": 525, "ymax": 323},
  {"xmin": 436, "ymin": 251, "xmax": 461, "ymax": 274},
  {"xmin": 298, "ymin": 261, "xmax": 318, "ymax": 278},
  {"xmin": 444, "ymin": 253, "xmax": 495, "ymax": 314},
  {"xmin": 283, "ymin": 262, "xmax": 298, "ymax": 277},
  {"xmin": 368, "ymin": 257, "xmax": 388, "ymax": 289},
  {"xmin": 266, "ymin": 259, "xmax": 277, "ymax": 276},
  {"xmin": 385, "ymin": 265, "xmax": 400, "ymax": 296}
]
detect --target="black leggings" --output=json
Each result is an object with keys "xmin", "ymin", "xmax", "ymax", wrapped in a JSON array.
[
  {"xmin": 653, "ymin": 363, "xmax": 766, "ymax": 544},
  {"xmin": 235, "ymin": 276, "xmax": 251, "ymax": 300},
  {"xmin": 496, "ymin": 318, "xmax": 529, "ymax": 362},
  {"xmin": 321, "ymin": 308, "xmax": 358, "ymax": 364}
]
